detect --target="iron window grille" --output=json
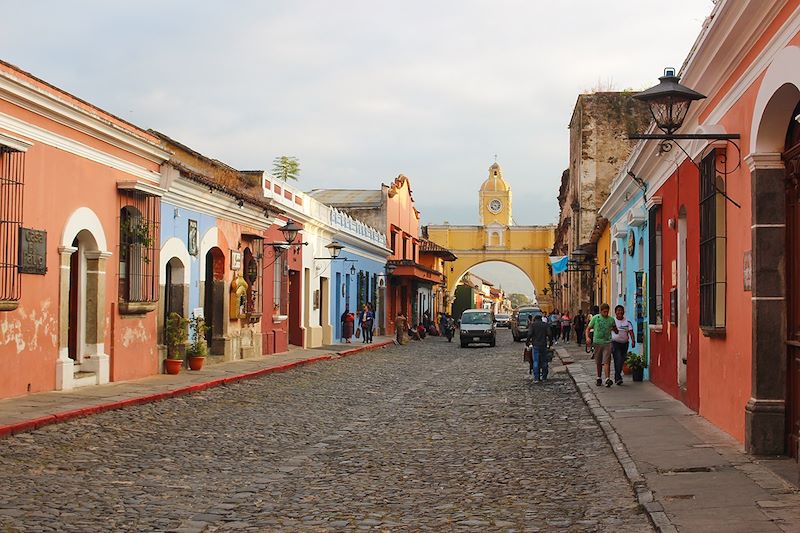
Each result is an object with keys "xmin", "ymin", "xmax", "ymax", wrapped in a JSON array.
[
  {"xmin": 699, "ymin": 150, "xmax": 726, "ymax": 330},
  {"xmin": 273, "ymin": 254, "xmax": 288, "ymax": 315},
  {"xmin": 648, "ymin": 205, "xmax": 663, "ymax": 325},
  {"xmin": 0, "ymin": 147, "xmax": 24, "ymax": 307},
  {"xmin": 243, "ymin": 240, "xmax": 263, "ymax": 322},
  {"xmin": 118, "ymin": 191, "xmax": 160, "ymax": 307}
]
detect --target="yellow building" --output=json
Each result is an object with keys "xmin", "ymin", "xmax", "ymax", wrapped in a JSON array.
[
  {"xmin": 426, "ymin": 162, "xmax": 556, "ymax": 310},
  {"xmin": 594, "ymin": 221, "xmax": 611, "ymax": 306}
]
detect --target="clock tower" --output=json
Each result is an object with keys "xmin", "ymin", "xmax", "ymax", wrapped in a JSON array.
[{"xmin": 479, "ymin": 161, "xmax": 512, "ymax": 226}]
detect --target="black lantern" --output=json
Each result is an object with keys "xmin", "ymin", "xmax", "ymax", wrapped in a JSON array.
[
  {"xmin": 325, "ymin": 240, "xmax": 344, "ymax": 259},
  {"xmin": 350, "ymin": 264, "xmax": 357, "ymax": 276},
  {"xmin": 386, "ymin": 263, "xmax": 397, "ymax": 275},
  {"xmin": 634, "ymin": 68, "xmax": 706, "ymax": 135},
  {"xmin": 281, "ymin": 219, "xmax": 302, "ymax": 244}
]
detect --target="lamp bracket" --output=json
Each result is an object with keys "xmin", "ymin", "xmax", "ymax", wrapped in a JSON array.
[{"xmin": 626, "ymin": 133, "xmax": 742, "ymax": 209}]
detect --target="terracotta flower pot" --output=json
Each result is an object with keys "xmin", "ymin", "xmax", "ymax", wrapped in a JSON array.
[
  {"xmin": 623, "ymin": 362, "xmax": 631, "ymax": 375},
  {"xmin": 164, "ymin": 358, "xmax": 183, "ymax": 375},
  {"xmin": 188, "ymin": 356, "xmax": 205, "ymax": 371}
]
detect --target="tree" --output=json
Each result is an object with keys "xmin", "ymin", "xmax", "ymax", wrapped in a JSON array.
[
  {"xmin": 508, "ymin": 293, "xmax": 531, "ymax": 309},
  {"xmin": 271, "ymin": 156, "xmax": 300, "ymax": 182}
]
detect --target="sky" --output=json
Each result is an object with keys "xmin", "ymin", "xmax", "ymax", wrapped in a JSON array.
[{"xmin": 0, "ymin": 0, "xmax": 714, "ymax": 293}]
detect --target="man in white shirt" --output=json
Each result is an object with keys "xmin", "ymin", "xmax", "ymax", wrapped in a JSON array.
[{"xmin": 611, "ymin": 305, "xmax": 636, "ymax": 386}]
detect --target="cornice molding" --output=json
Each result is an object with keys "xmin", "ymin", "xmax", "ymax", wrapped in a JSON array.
[
  {"xmin": 0, "ymin": 131, "xmax": 32, "ymax": 151},
  {"xmin": 0, "ymin": 70, "xmax": 170, "ymax": 163},
  {"xmin": 645, "ymin": 196, "xmax": 663, "ymax": 209},
  {"xmin": 745, "ymin": 152, "xmax": 784, "ymax": 172},
  {"xmin": 163, "ymin": 178, "xmax": 275, "ymax": 230},
  {"xmin": 0, "ymin": 112, "xmax": 162, "ymax": 183}
]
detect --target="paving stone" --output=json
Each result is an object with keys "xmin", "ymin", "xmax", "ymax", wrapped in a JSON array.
[{"xmin": 0, "ymin": 333, "xmax": 651, "ymax": 532}]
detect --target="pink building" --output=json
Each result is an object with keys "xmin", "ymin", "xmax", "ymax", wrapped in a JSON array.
[{"xmin": 0, "ymin": 61, "xmax": 170, "ymax": 398}]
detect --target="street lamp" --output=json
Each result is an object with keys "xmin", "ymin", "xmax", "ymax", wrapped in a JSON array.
[
  {"xmin": 634, "ymin": 68, "xmax": 706, "ymax": 135},
  {"xmin": 626, "ymin": 68, "xmax": 742, "ymax": 207},
  {"xmin": 281, "ymin": 219, "xmax": 302, "ymax": 244},
  {"xmin": 264, "ymin": 219, "xmax": 308, "ymax": 257},
  {"xmin": 325, "ymin": 240, "xmax": 344, "ymax": 259}
]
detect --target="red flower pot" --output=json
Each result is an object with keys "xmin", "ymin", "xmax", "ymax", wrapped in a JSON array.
[{"xmin": 164, "ymin": 358, "xmax": 183, "ymax": 375}]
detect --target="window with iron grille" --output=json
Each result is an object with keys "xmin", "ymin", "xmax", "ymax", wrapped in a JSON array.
[
  {"xmin": 243, "ymin": 240, "xmax": 263, "ymax": 321},
  {"xmin": 648, "ymin": 205, "xmax": 662, "ymax": 325},
  {"xmin": 118, "ymin": 191, "xmax": 160, "ymax": 309},
  {"xmin": 358, "ymin": 270, "xmax": 367, "ymax": 307},
  {"xmin": 699, "ymin": 150, "xmax": 726, "ymax": 329},
  {"xmin": 273, "ymin": 254, "xmax": 287, "ymax": 315},
  {"xmin": 0, "ymin": 147, "xmax": 24, "ymax": 309}
]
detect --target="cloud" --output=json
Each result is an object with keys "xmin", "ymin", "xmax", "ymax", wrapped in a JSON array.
[{"xmin": 0, "ymin": 0, "xmax": 714, "ymax": 231}]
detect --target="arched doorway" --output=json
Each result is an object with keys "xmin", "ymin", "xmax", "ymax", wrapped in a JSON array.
[
  {"xmin": 204, "ymin": 247, "xmax": 225, "ymax": 354},
  {"xmin": 67, "ymin": 230, "xmax": 99, "ymax": 363},
  {"xmin": 58, "ymin": 207, "xmax": 111, "ymax": 390},
  {"xmin": 164, "ymin": 257, "xmax": 186, "ymax": 333},
  {"xmin": 784, "ymin": 100, "xmax": 800, "ymax": 459}
]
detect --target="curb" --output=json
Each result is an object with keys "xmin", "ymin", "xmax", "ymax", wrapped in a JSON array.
[
  {"xmin": 0, "ymin": 341, "xmax": 394, "ymax": 440},
  {"xmin": 556, "ymin": 346, "xmax": 677, "ymax": 533}
]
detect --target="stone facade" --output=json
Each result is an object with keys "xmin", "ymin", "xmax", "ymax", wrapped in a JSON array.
[{"xmin": 553, "ymin": 92, "xmax": 650, "ymax": 312}]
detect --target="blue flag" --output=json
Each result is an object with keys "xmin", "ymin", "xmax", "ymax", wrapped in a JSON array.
[{"xmin": 549, "ymin": 255, "xmax": 568, "ymax": 274}]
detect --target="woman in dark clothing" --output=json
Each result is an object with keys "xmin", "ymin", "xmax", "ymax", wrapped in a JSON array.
[{"xmin": 341, "ymin": 307, "xmax": 354, "ymax": 343}]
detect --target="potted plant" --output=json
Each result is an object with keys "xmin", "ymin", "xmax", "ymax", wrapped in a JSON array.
[
  {"xmin": 165, "ymin": 312, "xmax": 188, "ymax": 375},
  {"xmin": 625, "ymin": 351, "xmax": 648, "ymax": 382},
  {"xmin": 187, "ymin": 315, "xmax": 208, "ymax": 371}
]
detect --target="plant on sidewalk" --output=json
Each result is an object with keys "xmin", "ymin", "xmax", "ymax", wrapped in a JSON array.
[
  {"xmin": 625, "ymin": 351, "xmax": 648, "ymax": 370},
  {"xmin": 186, "ymin": 315, "xmax": 208, "ymax": 358},
  {"xmin": 165, "ymin": 312, "xmax": 188, "ymax": 360}
]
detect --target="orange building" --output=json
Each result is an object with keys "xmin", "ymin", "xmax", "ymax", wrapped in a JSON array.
[
  {"xmin": 0, "ymin": 60, "xmax": 170, "ymax": 397},
  {"xmin": 607, "ymin": 1, "xmax": 800, "ymax": 458}
]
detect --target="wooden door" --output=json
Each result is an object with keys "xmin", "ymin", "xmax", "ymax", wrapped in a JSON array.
[
  {"xmin": 785, "ymin": 146, "xmax": 800, "ymax": 459},
  {"xmin": 67, "ymin": 245, "xmax": 79, "ymax": 360}
]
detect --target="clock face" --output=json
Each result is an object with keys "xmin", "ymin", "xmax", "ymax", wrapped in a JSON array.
[{"xmin": 488, "ymin": 199, "xmax": 502, "ymax": 213}]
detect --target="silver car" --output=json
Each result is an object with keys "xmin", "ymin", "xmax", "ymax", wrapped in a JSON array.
[{"xmin": 459, "ymin": 309, "xmax": 496, "ymax": 348}]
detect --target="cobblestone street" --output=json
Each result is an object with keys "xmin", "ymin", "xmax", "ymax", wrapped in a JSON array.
[{"xmin": 0, "ymin": 332, "xmax": 650, "ymax": 532}]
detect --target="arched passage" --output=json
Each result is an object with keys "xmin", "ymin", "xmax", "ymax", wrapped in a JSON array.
[{"xmin": 449, "ymin": 259, "xmax": 537, "ymax": 317}]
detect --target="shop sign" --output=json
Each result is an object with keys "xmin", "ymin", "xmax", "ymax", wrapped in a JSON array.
[{"xmin": 18, "ymin": 228, "xmax": 46, "ymax": 274}]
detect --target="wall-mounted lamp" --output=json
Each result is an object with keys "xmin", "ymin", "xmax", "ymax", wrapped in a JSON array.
[{"xmin": 264, "ymin": 219, "xmax": 308, "ymax": 256}]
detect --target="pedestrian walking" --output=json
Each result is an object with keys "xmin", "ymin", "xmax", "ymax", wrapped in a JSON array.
[
  {"xmin": 611, "ymin": 305, "xmax": 636, "ymax": 385},
  {"xmin": 560, "ymin": 310, "xmax": 571, "ymax": 342},
  {"xmin": 586, "ymin": 303, "xmax": 617, "ymax": 387},
  {"xmin": 548, "ymin": 309, "xmax": 560, "ymax": 345},
  {"xmin": 360, "ymin": 303, "xmax": 375, "ymax": 344},
  {"xmin": 573, "ymin": 310, "xmax": 586, "ymax": 346},
  {"xmin": 526, "ymin": 314, "xmax": 554, "ymax": 382},
  {"xmin": 341, "ymin": 307, "xmax": 355, "ymax": 343}
]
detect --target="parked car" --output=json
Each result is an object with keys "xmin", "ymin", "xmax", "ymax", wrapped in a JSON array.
[
  {"xmin": 494, "ymin": 313, "xmax": 511, "ymax": 328},
  {"xmin": 459, "ymin": 309, "xmax": 496, "ymax": 347},
  {"xmin": 510, "ymin": 306, "xmax": 543, "ymax": 342}
]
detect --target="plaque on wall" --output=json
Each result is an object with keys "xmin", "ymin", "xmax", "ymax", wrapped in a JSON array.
[
  {"xmin": 18, "ymin": 228, "xmax": 47, "ymax": 275},
  {"xmin": 230, "ymin": 250, "xmax": 242, "ymax": 271}
]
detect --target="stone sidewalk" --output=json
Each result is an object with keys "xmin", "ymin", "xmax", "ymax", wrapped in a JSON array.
[
  {"xmin": 556, "ymin": 342, "xmax": 800, "ymax": 533},
  {"xmin": 0, "ymin": 337, "xmax": 394, "ymax": 439}
]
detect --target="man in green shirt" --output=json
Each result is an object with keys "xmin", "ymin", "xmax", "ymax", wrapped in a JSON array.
[{"xmin": 586, "ymin": 303, "xmax": 618, "ymax": 387}]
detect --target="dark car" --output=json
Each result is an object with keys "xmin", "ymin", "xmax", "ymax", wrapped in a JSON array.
[
  {"xmin": 459, "ymin": 309, "xmax": 496, "ymax": 347},
  {"xmin": 510, "ymin": 306, "xmax": 543, "ymax": 341},
  {"xmin": 494, "ymin": 313, "xmax": 511, "ymax": 328}
]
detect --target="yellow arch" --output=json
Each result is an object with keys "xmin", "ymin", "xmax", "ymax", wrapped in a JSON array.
[{"xmin": 427, "ymin": 224, "xmax": 556, "ymax": 310}]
